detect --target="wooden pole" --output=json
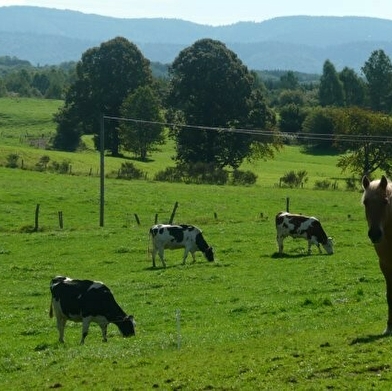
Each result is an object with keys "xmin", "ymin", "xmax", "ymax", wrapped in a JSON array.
[
  {"xmin": 58, "ymin": 211, "xmax": 63, "ymax": 229},
  {"xmin": 34, "ymin": 204, "xmax": 40, "ymax": 232},
  {"xmin": 169, "ymin": 202, "xmax": 179, "ymax": 224},
  {"xmin": 99, "ymin": 114, "xmax": 105, "ymax": 227}
]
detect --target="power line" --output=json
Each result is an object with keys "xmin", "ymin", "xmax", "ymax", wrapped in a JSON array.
[{"xmin": 103, "ymin": 115, "xmax": 392, "ymax": 144}]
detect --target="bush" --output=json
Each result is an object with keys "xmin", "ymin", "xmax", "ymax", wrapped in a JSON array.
[
  {"xmin": 314, "ymin": 179, "xmax": 331, "ymax": 190},
  {"xmin": 345, "ymin": 176, "xmax": 358, "ymax": 191},
  {"xmin": 117, "ymin": 162, "xmax": 145, "ymax": 180},
  {"xmin": 231, "ymin": 170, "xmax": 257, "ymax": 185},
  {"xmin": 6, "ymin": 153, "xmax": 19, "ymax": 168},
  {"xmin": 280, "ymin": 170, "xmax": 308, "ymax": 188},
  {"xmin": 154, "ymin": 167, "xmax": 183, "ymax": 182},
  {"xmin": 49, "ymin": 159, "xmax": 71, "ymax": 174},
  {"xmin": 35, "ymin": 155, "xmax": 50, "ymax": 171}
]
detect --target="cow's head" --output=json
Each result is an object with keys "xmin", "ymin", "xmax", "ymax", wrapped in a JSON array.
[
  {"xmin": 117, "ymin": 315, "xmax": 136, "ymax": 337},
  {"xmin": 204, "ymin": 247, "xmax": 214, "ymax": 262},
  {"xmin": 322, "ymin": 237, "xmax": 334, "ymax": 255}
]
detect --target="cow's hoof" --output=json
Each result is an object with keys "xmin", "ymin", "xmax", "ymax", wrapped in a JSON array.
[{"xmin": 383, "ymin": 327, "xmax": 392, "ymax": 336}]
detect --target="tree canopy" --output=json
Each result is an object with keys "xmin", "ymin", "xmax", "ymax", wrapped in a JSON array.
[
  {"xmin": 167, "ymin": 38, "xmax": 277, "ymax": 169},
  {"xmin": 334, "ymin": 107, "xmax": 392, "ymax": 176},
  {"xmin": 119, "ymin": 85, "xmax": 165, "ymax": 160},
  {"xmin": 52, "ymin": 37, "xmax": 152, "ymax": 154}
]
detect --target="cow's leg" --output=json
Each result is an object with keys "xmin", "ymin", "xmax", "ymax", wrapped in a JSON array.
[
  {"xmin": 98, "ymin": 323, "xmax": 108, "ymax": 342},
  {"xmin": 379, "ymin": 259, "xmax": 392, "ymax": 335},
  {"xmin": 307, "ymin": 240, "xmax": 312, "ymax": 255},
  {"xmin": 190, "ymin": 251, "xmax": 196, "ymax": 263},
  {"xmin": 56, "ymin": 317, "xmax": 66, "ymax": 343},
  {"xmin": 152, "ymin": 247, "xmax": 157, "ymax": 268},
  {"xmin": 277, "ymin": 235, "xmax": 284, "ymax": 254},
  {"xmin": 81, "ymin": 318, "xmax": 91, "ymax": 344},
  {"xmin": 158, "ymin": 248, "xmax": 166, "ymax": 268},
  {"xmin": 182, "ymin": 249, "xmax": 190, "ymax": 265}
]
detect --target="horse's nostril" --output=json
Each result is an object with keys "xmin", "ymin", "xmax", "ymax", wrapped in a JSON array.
[{"xmin": 368, "ymin": 228, "xmax": 383, "ymax": 243}]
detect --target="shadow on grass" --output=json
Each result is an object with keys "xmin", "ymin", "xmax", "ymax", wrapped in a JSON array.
[
  {"xmin": 271, "ymin": 252, "xmax": 310, "ymax": 259},
  {"xmin": 350, "ymin": 333, "xmax": 390, "ymax": 345}
]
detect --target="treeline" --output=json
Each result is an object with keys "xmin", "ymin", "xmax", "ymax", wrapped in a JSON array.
[{"xmin": 2, "ymin": 38, "xmax": 392, "ymax": 180}]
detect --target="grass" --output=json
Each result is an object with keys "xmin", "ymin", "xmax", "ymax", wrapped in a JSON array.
[{"xmin": 1, "ymin": 98, "xmax": 391, "ymax": 390}]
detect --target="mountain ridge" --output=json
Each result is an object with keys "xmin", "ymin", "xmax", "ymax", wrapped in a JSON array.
[{"xmin": 1, "ymin": 6, "xmax": 392, "ymax": 73}]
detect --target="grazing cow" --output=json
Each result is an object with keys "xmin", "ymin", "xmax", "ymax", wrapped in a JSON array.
[
  {"xmin": 149, "ymin": 224, "xmax": 214, "ymax": 267},
  {"xmin": 275, "ymin": 211, "xmax": 334, "ymax": 255},
  {"xmin": 49, "ymin": 276, "xmax": 135, "ymax": 344},
  {"xmin": 362, "ymin": 175, "xmax": 392, "ymax": 335}
]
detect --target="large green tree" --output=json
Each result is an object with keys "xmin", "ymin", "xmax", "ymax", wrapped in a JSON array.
[
  {"xmin": 52, "ymin": 37, "xmax": 152, "ymax": 154},
  {"xmin": 119, "ymin": 86, "xmax": 165, "ymax": 160},
  {"xmin": 318, "ymin": 60, "xmax": 344, "ymax": 107},
  {"xmin": 167, "ymin": 38, "xmax": 276, "ymax": 169},
  {"xmin": 338, "ymin": 67, "xmax": 366, "ymax": 107},
  {"xmin": 334, "ymin": 107, "xmax": 392, "ymax": 176},
  {"xmin": 361, "ymin": 49, "xmax": 392, "ymax": 113}
]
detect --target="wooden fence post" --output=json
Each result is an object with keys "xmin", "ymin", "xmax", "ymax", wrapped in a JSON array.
[
  {"xmin": 169, "ymin": 202, "xmax": 179, "ymax": 224},
  {"xmin": 58, "ymin": 211, "xmax": 63, "ymax": 229},
  {"xmin": 34, "ymin": 204, "xmax": 40, "ymax": 232},
  {"xmin": 286, "ymin": 197, "xmax": 290, "ymax": 212},
  {"xmin": 134, "ymin": 214, "xmax": 141, "ymax": 225}
]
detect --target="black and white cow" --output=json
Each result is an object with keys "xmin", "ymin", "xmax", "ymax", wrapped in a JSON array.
[
  {"xmin": 275, "ymin": 211, "xmax": 334, "ymax": 255},
  {"xmin": 49, "ymin": 276, "xmax": 135, "ymax": 344},
  {"xmin": 149, "ymin": 224, "xmax": 214, "ymax": 267}
]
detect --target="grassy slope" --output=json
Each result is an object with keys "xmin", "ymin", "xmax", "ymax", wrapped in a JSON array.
[{"xmin": 1, "ymin": 98, "xmax": 391, "ymax": 390}]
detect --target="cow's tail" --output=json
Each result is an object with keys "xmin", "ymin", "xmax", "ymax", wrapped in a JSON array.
[{"xmin": 49, "ymin": 299, "xmax": 53, "ymax": 318}]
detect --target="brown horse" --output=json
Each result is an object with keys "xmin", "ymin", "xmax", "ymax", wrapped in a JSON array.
[{"xmin": 362, "ymin": 175, "xmax": 392, "ymax": 335}]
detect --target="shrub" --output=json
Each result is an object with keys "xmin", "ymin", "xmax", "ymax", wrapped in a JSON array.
[
  {"xmin": 231, "ymin": 170, "xmax": 257, "ymax": 185},
  {"xmin": 117, "ymin": 162, "xmax": 145, "ymax": 180},
  {"xmin": 280, "ymin": 170, "xmax": 308, "ymax": 188},
  {"xmin": 49, "ymin": 159, "xmax": 71, "ymax": 174},
  {"xmin": 345, "ymin": 176, "xmax": 358, "ymax": 191},
  {"xmin": 314, "ymin": 179, "xmax": 331, "ymax": 190},
  {"xmin": 154, "ymin": 167, "xmax": 183, "ymax": 182},
  {"xmin": 35, "ymin": 155, "xmax": 50, "ymax": 171},
  {"xmin": 6, "ymin": 153, "xmax": 19, "ymax": 168}
]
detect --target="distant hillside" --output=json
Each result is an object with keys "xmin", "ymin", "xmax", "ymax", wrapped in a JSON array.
[{"xmin": 1, "ymin": 6, "xmax": 392, "ymax": 73}]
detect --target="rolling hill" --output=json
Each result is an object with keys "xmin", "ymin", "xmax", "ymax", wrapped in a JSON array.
[{"xmin": 1, "ymin": 6, "xmax": 392, "ymax": 73}]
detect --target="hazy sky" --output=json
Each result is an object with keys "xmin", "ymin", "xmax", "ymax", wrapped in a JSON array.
[{"xmin": 0, "ymin": 0, "xmax": 391, "ymax": 25}]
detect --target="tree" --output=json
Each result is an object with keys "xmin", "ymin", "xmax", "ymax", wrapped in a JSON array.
[
  {"xmin": 119, "ymin": 86, "xmax": 165, "ymax": 160},
  {"xmin": 53, "ymin": 37, "xmax": 152, "ymax": 154},
  {"xmin": 334, "ymin": 107, "xmax": 392, "ymax": 176},
  {"xmin": 301, "ymin": 106, "xmax": 337, "ymax": 149},
  {"xmin": 338, "ymin": 67, "xmax": 365, "ymax": 107},
  {"xmin": 362, "ymin": 49, "xmax": 392, "ymax": 113},
  {"xmin": 279, "ymin": 71, "xmax": 300, "ymax": 90},
  {"xmin": 167, "ymin": 38, "xmax": 276, "ymax": 169},
  {"xmin": 318, "ymin": 60, "xmax": 344, "ymax": 107}
]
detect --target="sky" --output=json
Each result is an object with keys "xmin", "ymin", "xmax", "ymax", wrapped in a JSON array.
[{"xmin": 0, "ymin": 0, "xmax": 392, "ymax": 25}]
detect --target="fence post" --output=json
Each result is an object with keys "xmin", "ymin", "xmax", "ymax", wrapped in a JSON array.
[
  {"xmin": 34, "ymin": 204, "xmax": 40, "ymax": 232},
  {"xmin": 286, "ymin": 197, "xmax": 290, "ymax": 212},
  {"xmin": 58, "ymin": 211, "xmax": 63, "ymax": 229},
  {"xmin": 134, "ymin": 214, "xmax": 141, "ymax": 225},
  {"xmin": 169, "ymin": 202, "xmax": 179, "ymax": 224}
]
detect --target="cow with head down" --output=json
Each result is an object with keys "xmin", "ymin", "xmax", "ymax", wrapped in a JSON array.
[
  {"xmin": 149, "ymin": 224, "xmax": 214, "ymax": 267},
  {"xmin": 49, "ymin": 276, "xmax": 135, "ymax": 344},
  {"xmin": 275, "ymin": 211, "xmax": 334, "ymax": 255}
]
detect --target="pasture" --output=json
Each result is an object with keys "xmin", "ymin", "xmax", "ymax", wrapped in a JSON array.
[{"xmin": 1, "ymin": 98, "xmax": 391, "ymax": 389}]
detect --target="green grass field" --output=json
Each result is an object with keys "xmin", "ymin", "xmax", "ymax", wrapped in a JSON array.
[{"xmin": 1, "ymin": 98, "xmax": 391, "ymax": 390}]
